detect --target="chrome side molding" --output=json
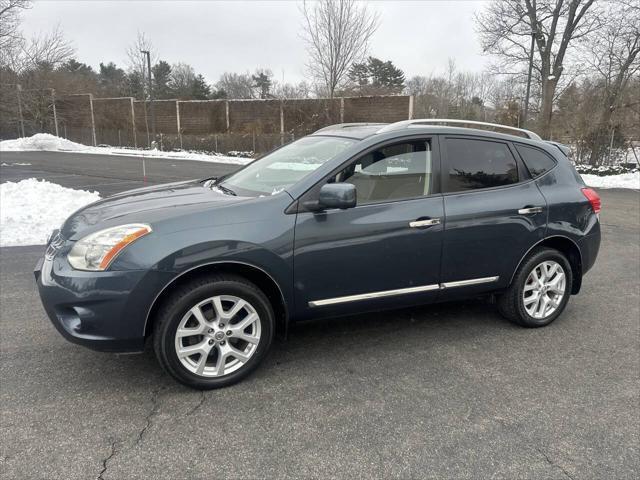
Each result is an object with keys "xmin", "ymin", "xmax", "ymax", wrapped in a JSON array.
[
  {"xmin": 309, "ymin": 276, "xmax": 500, "ymax": 307},
  {"xmin": 440, "ymin": 276, "xmax": 499, "ymax": 288},
  {"xmin": 308, "ymin": 284, "xmax": 440, "ymax": 307}
]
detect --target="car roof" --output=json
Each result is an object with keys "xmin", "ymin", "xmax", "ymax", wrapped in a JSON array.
[
  {"xmin": 309, "ymin": 123, "xmax": 384, "ymax": 139},
  {"xmin": 308, "ymin": 119, "xmax": 560, "ymax": 151}
]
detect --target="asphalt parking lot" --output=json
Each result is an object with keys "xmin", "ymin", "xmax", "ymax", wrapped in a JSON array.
[{"xmin": 1, "ymin": 152, "xmax": 639, "ymax": 479}]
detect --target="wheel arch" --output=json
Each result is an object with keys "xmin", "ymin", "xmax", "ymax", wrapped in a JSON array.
[
  {"xmin": 510, "ymin": 235, "xmax": 583, "ymax": 294},
  {"xmin": 144, "ymin": 261, "xmax": 289, "ymax": 340}
]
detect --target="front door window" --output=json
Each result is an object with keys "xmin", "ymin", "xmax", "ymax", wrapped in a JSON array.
[{"xmin": 335, "ymin": 140, "xmax": 432, "ymax": 204}]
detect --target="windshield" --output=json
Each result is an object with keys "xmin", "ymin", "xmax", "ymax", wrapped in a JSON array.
[{"xmin": 219, "ymin": 136, "xmax": 356, "ymax": 196}]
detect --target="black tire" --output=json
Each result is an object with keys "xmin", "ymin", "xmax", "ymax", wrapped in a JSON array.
[
  {"xmin": 153, "ymin": 274, "xmax": 274, "ymax": 390},
  {"xmin": 498, "ymin": 247, "xmax": 573, "ymax": 328}
]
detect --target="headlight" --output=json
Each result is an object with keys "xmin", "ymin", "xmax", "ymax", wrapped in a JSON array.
[{"xmin": 67, "ymin": 224, "xmax": 152, "ymax": 271}]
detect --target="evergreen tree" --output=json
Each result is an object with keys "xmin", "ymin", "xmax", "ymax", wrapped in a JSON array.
[
  {"xmin": 366, "ymin": 57, "xmax": 387, "ymax": 85},
  {"xmin": 348, "ymin": 57, "xmax": 405, "ymax": 95},
  {"xmin": 348, "ymin": 62, "xmax": 369, "ymax": 87},
  {"xmin": 59, "ymin": 58, "xmax": 94, "ymax": 75},
  {"xmin": 209, "ymin": 88, "xmax": 226, "ymax": 99},
  {"xmin": 126, "ymin": 71, "xmax": 145, "ymax": 100},
  {"xmin": 252, "ymin": 69, "xmax": 273, "ymax": 99},
  {"xmin": 191, "ymin": 74, "xmax": 211, "ymax": 99},
  {"xmin": 98, "ymin": 62, "xmax": 128, "ymax": 97},
  {"xmin": 152, "ymin": 60, "xmax": 172, "ymax": 99}
]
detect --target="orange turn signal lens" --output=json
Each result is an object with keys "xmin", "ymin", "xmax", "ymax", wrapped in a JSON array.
[{"xmin": 98, "ymin": 226, "xmax": 152, "ymax": 270}]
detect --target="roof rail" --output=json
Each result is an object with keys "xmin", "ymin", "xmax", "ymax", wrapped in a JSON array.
[
  {"xmin": 314, "ymin": 122, "xmax": 387, "ymax": 134},
  {"xmin": 376, "ymin": 119, "xmax": 542, "ymax": 140}
]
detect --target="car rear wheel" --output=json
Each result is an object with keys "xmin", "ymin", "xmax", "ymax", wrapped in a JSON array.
[
  {"xmin": 498, "ymin": 248, "xmax": 573, "ymax": 327},
  {"xmin": 153, "ymin": 274, "xmax": 274, "ymax": 389}
]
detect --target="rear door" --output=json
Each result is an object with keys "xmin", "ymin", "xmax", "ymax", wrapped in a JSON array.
[
  {"xmin": 439, "ymin": 135, "xmax": 547, "ymax": 297},
  {"xmin": 292, "ymin": 137, "xmax": 443, "ymax": 318}
]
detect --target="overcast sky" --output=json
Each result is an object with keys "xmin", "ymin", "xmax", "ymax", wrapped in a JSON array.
[{"xmin": 21, "ymin": 0, "xmax": 490, "ymax": 84}]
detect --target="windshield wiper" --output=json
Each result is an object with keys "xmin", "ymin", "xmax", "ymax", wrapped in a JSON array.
[
  {"xmin": 203, "ymin": 177, "xmax": 236, "ymax": 195},
  {"xmin": 212, "ymin": 182, "xmax": 236, "ymax": 196}
]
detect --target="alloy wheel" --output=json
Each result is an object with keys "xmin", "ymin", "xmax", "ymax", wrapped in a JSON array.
[
  {"xmin": 174, "ymin": 295, "xmax": 262, "ymax": 377},
  {"xmin": 522, "ymin": 260, "xmax": 567, "ymax": 319}
]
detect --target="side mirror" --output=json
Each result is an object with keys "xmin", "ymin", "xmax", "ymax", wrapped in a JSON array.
[{"xmin": 318, "ymin": 183, "xmax": 356, "ymax": 210}]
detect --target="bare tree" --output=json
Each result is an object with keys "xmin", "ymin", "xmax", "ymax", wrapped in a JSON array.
[
  {"xmin": 126, "ymin": 31, "xmax": 155, "ymax": 80},
  {"xmin": 0, "ymin": 0, "xmax": 31, "ymax": 54},
  {"xmin": 272, "ymin": 79, "xmax": 312, "ymax": 99},
  {"xmin": 0, "ymin": 22, "xmax": 74, "ymax": 75},
  {"xmin": 125, "ymin": 32, "xmax": 155, "ymax": 99},
  {"xmin": 21, "ymin": 24, "xmax": 73, "ymax": 69},
  {"xmin": 582, "ymin": 0, "xmax": 639, "ymax": 164},
  {"xmin": 0, "ymin": 22, "xmax": 75, "ymax": 136},
  {"xmin": 300, "ymin": 0, "xmax": 379, "ymax": 98},
  {"xmin": 169, "ymin": 62, "xmax": 196, "ymax": 98},
  {"xmin": 215, "ymin": 72, "xmax": 255, "ymax": 99},
  {"xmin": 476, "ymin": 0, "xmax": 599, "ymax": 139}
]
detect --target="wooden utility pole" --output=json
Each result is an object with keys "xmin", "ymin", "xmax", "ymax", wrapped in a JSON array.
[
  {"xmin": 141, "ymin": 50, "xmax": 156, "ymax": 147},
  {"xmin": 16, "ymin": 84, "xmax": 25, "ymax": 137},
  {"xmin": 51, "ymin": 89, "xmax": 59, "ymax": 137},
  {"xmin": 523, "ymin": 26, "xmax": 536, "ymax": 129}
]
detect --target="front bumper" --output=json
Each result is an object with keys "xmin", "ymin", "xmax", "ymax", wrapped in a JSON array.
[{"xmin": 35, "ymin": 254, "xmax": 174, "ymax": 353}]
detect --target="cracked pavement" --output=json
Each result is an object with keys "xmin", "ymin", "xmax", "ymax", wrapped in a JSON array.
[{"xmin": 0, "ymin": 154, "xmax": 638, "ymax": 479}]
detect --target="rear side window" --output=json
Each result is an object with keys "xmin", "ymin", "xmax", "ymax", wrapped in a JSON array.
[
  {"xmin": 515, "ymin": 144, "xmax": 557, "ymax": 178},
  {"xmin": 444, "ymin": 138, "xmax": 518, "ymax": 192}
]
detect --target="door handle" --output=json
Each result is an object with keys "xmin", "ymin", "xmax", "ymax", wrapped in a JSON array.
[
  {"xmin": 518, "ymin": 206, "xmax": 544, "ymax": 215},
  {"xmin": 409, "ymin": 218, "xmax": 441, "ymax": 228}
]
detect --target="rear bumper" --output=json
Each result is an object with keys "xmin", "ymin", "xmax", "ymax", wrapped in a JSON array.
[
  {"xmin": 35, "ymin": 256, "xmax": 174, "ymax": 353},
  {"xmin": 578, "ymin": 229, "xmax": 601, "ymax": 276}
]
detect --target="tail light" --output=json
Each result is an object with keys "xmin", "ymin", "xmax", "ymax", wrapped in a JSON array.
[{"xmin": 581, "ymin": 187, "xmax": 601, "ymax": 214}]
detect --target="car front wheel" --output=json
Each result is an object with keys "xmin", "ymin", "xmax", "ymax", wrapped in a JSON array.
[
  {"xmin": 498, "ymin": 247, "xmax": 573, "ymax": 327},
  {"xmin": 153, "ymin": 274, "xmax": 274, "ymax": 389}
]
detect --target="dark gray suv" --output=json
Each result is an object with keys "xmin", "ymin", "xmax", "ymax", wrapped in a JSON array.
[{"xmin": 35, "ymin": 119, "xmax": 601, "ymax": 389}]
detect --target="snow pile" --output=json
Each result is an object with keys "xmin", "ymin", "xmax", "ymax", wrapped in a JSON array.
[
  {"xmin": 107, "ymin": 147, "xmax": 252, "ymax": 165},
  {"xmin": 226, "ymin": 150, "xmax": 254, "ymax": 158},
  {"xmin": 581, "ymin": 172, "xmax": 640, "ymax": 190},
  {"xmin": 0, "ymin": 178, "xmax": 101, "ymax": 247},
  {"xmin": 575, "ymin": 163, "xmax": 638, "ymax": 176},
  {"xmin": 0, "ymin": 133, "xmax": 252, "ymax": 165},
  {"xmin": 0, "ymin": 133, "xmax": 88, "ymax": 152}
]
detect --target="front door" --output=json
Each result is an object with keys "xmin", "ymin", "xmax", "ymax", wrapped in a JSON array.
[
  {"xmin": 439, "ymin": 135, "xmax": 547, "ymax": 297},
  {"xmin": 292, "ymin": 137, "xmax": 443, "ymax": 318}
]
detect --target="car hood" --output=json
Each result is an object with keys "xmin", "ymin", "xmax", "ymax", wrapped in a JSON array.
[{"xmin": 60, "ymin": 179, "xmax": 247, "ymax": 239}]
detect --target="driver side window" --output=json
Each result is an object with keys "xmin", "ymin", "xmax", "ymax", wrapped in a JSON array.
[{"xmin": 333, "ymin": 140, "xmax": 432, "ymax": 204}]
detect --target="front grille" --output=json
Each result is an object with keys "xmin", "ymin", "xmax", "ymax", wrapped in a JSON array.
[{"xmin": 45, "ymin": 231, "xmax": 65, "ymax": 259}]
